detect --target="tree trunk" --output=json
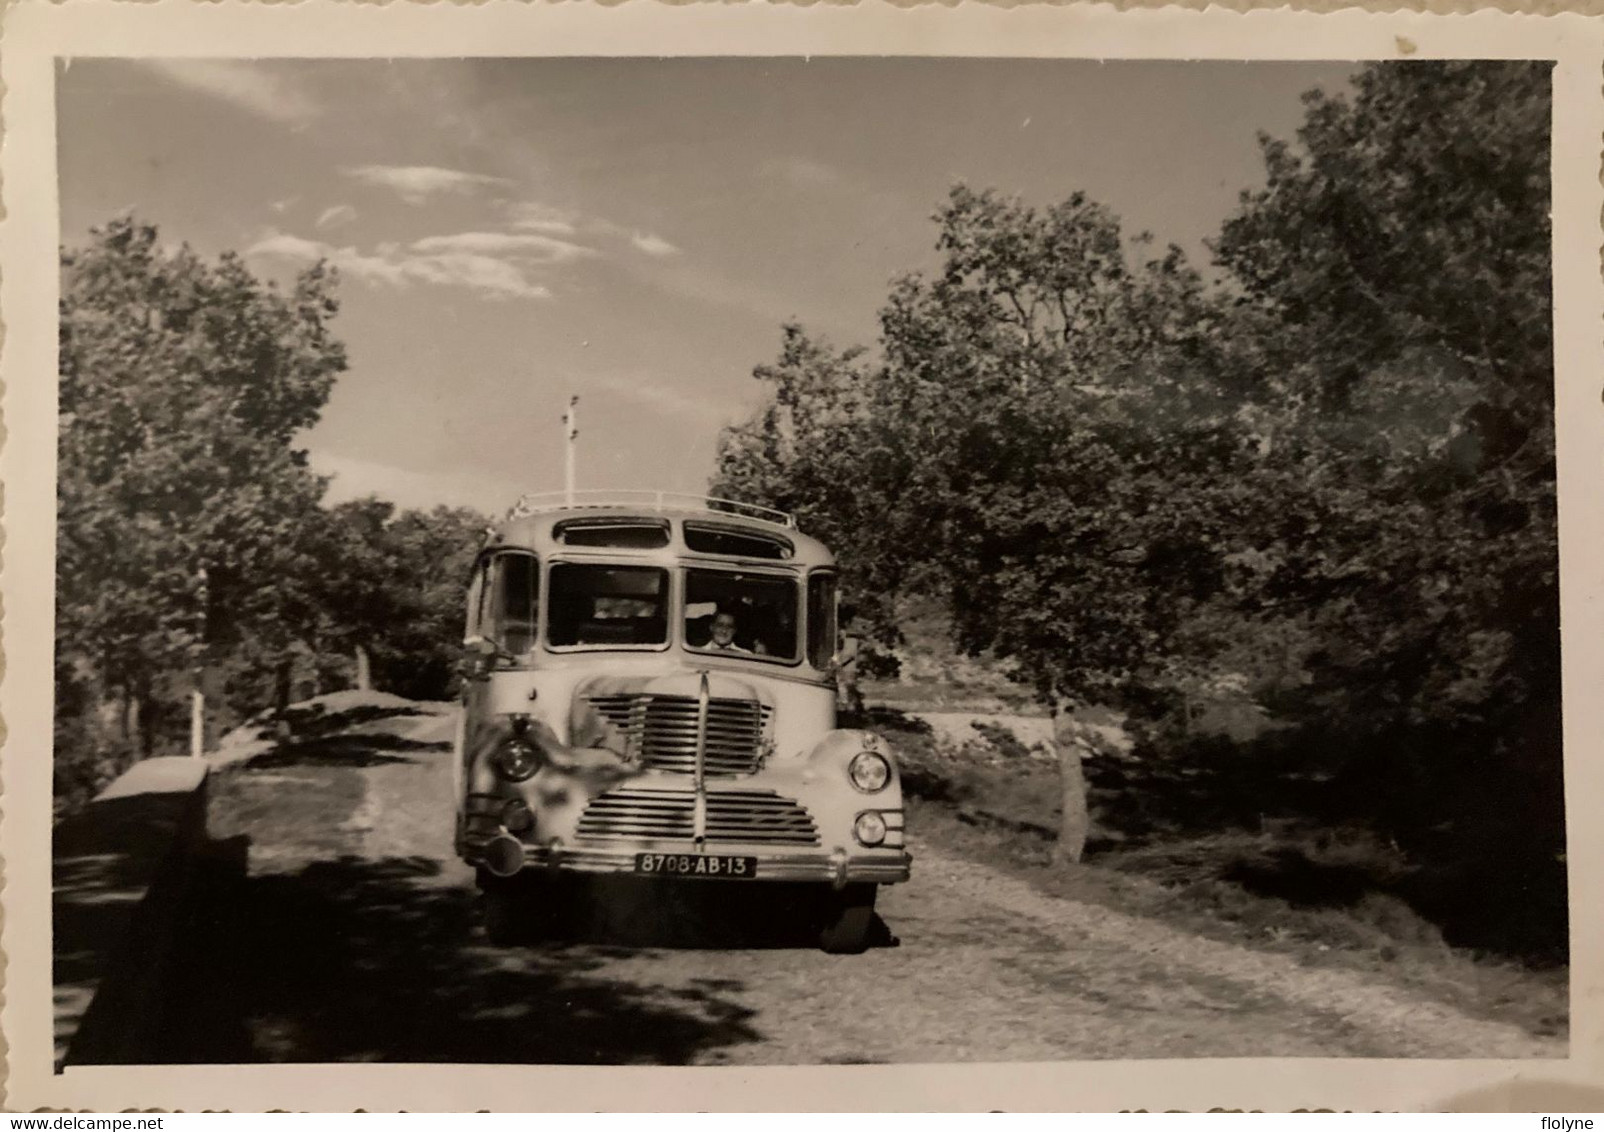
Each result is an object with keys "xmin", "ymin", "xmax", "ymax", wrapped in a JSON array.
[
  {"xmin": 355, "ymin": 645, "xmax": 372, "ymax": 692},
  {"xmin": 1051, "ymin": 700, "xmax": 1090, "ymax": 865},
  {"xmin": 189, "ymin": 681, "xmax": 205, "ymax": 759},
  {"xmin": 123, "ymin": 685, "xmax": 144, "ymax": 758},
  {"xmin": 199, "ymin": 664, "xmax": 223, "ymax": 752},
  {"xmin": 1055, "ymin": 742, "xmax": 1090, "ymax": 864},
  {"xmin": 132, "ymin": 671, "xmax": 156, "ymax": 759},
  {"xmin": 274, "ymin": 655, "xmax": 293, "ymax": 738},
  {"xmin": 308, "ymin": 630, "xmax": 324, "ymax": 697}
]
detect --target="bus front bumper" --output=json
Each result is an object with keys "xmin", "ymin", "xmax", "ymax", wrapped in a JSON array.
[{"xmin": 464, "ymin": 837, "xmax": 912, "ymax": 888}]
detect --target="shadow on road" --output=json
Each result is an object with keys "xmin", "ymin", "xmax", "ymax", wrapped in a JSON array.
[
  {"xmin": 506, "ymin": 874, "xmax": 899, "ymax": 952},
  {"xmin": 160, "ymin": 851, "xmax": 766, "ymax": 1064}
]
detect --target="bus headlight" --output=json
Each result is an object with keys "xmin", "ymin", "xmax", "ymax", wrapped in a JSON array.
[
  {"xmin": 848, "ymin": 750, "xmax": 890, "ymax": 793},
  {"xmin": 492, "ymin": 738, "xmax": 541, "ymax": 782},
  {"xmin": 853, "ymin": 810, "xmax": 888, "ymax": 847}
]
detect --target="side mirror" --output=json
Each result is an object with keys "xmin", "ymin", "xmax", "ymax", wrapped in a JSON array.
[{"xmin": 458, "ymin": 636, "xmax": 499, "ymax": 682}]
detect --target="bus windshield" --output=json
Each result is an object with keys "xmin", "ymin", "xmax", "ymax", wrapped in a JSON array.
[
  {"xmin": 546, "ymin": 563, "xmax": 669, "ymax": 648},
  {"xmin": 683, "ymin": 569, "xmax": 798, "ymax": 660}
]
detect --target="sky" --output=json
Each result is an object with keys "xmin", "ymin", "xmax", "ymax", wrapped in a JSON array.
[{"xmin": 57, "ymin": 57, "xmax": 1356, "ymax": 515}]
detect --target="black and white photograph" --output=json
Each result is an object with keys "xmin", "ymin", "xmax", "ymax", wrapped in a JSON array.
[{"xmin": 4, "ymin": 0, "xmax": 1603, "ymax": 1113}]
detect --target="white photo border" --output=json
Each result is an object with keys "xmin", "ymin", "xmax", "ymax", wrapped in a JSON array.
[{"xmin": 3, "ymin": 0, "xmax": 1601, "ymax": 1112}]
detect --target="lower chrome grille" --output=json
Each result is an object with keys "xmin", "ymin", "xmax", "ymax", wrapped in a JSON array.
[
  {"xmin": 587, "ymin": 693, "xmax": 770, "ymax": 775},
  {"xmin": 576, "ymin": 787, "xmax": 820, "ymax": 846}
]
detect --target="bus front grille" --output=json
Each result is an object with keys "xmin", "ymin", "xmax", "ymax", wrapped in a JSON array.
[
  {"xmin": 576, "ymin": 787, "xmax": 820, "ymax": 846},
  {"xmin": 587, "ymin": 693, "xmax": 771, "ymax": 775}
]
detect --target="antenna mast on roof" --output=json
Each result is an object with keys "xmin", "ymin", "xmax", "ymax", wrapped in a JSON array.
[{"xmin": 563, "ymin": 395, "xmax": 579, "ymax": 507}]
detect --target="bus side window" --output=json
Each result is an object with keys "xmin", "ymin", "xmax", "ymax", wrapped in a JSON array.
[
  {"xmin": 486, "ymin": 553, "xmax": 539, "ymax": 655},
  {"xmin": 465, "ymin": 559, "xmax": 490, "ymax": 641},
  {"xmin": 807, "ymin": 572, "xmax": 837, "ymax": 670}
]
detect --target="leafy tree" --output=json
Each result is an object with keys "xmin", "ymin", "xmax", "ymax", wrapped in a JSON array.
[
  {"xmin": 1213, "ymin": 60, "xmax": 1556, "ymax": 739},
  {"xmin": 875, "ymin": 188, "xmax": 1264, "ymax": 860},
  {"xmin": 57, "ymin": 217, "xmax": 345, "ymax": 790},
  {"xmin": 362, "ymin": 503, "xmax": 491, "ymax": 700},
  {"xmin": 278, "ymin": 496, "xmax": 490, "ymax": 702},
  {"xmin": 1210, "ymin": 61, "xmax": 1560, "ymax": 942},
  {"xmin": 715, "ymin": 62, "xmax": 1559, "ymax": 892},
  {"xmin": 713, "ymin": 326, "xmax": 913, "ymax": 648},
  {"xmin": 718, "ymin": 188, "xmax": 1246, "ymax": 859},
  {"xmin": 56, "ymin": 219, "xmax": 496, "ymax": 812},
  {"xmin": 295, "ymin": 497, "xmax": 407, "ymax": 694},
  {"xmin": 874, "ymin": 187, "xmax": 1245, "ymax": 697}
]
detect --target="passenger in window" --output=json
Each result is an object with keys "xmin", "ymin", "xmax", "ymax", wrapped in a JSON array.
[{"xmin": 707, "ymin": 611, "xmax": 768, "ymax": 655}]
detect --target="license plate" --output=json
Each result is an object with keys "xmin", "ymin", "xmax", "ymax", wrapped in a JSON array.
[{"xmin": 634, "ymin": 852, "xmax": 757, "ymax": 878}]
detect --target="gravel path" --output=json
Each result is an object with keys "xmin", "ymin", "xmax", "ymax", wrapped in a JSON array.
[{"xmin": 171, "ymin": 700, "xmax": 1561, "ymax": 1064}]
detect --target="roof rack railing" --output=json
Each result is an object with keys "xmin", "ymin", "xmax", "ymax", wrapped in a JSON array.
[{"xmin": 506, "ymin": 490, "xmax": 796, "ymax": 529}]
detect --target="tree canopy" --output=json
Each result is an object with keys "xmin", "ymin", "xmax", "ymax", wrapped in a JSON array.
[
  {"xmin": 719, "ymin": 60, "xmax": 1554, "ymax": 722},
  {"xmin": 58, "ymin": 219, "xmax": 345, "ymax": 726},
  {"xmin": 55, "ymin": 218, "xmax": 488, "ymax": 804},
  {"xmin": 1211, "ymin": 61, "xmax": 1557, "ymax": 741},
  {"xmin": 713, "ymin": 61, "xmax": 1559, "ymax": 880}
]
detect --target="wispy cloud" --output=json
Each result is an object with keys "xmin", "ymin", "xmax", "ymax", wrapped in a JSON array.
[
  {"xmin": 392, "ymin": 252, "xmax": 553, "ymax": 301},
  {"xmin": 501, "ymin": 203, "xmax": 796, "ymax": 324},
  {"xmin": 411, "ymin": 230, "xmax": 596, "ymax": 264},
  {"xmin": 630, "ymin": 232, "xmax": 680, "ymax": 258},
  {"xmin": 248, "ymin": 230, "xmax": 554, "ymax": 301},
  {"xmin": 136, "ymin": 60, "xmax": 319, "ymax": 126},
  {"xmin": 316, "ymin": 204, "xmax": 358, "ymax": 231},
  {"xmin": 249, "ymin": 232, "xmax": 334, "ymax": 261},
  {"xmin": 254, "ymin": 190, "xmax": 684, "ymax": 304},
  {"xmin": 507, "ymin": 200, "xmax": 581, "ymax": 237},
  {"xmin": 504, "ymin": 198, "xmax": 681, "ymax": 260},
  {"xmin": 343, "ymin": 164, "xmax": 511, "ymax": 205}
]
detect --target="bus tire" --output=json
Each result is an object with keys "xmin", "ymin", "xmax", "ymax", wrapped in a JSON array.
[
  {"xmin": 482, "ymin": 882, "xmax": 526, "ymax": 946},
  {"xmin": 818, "ymin": 883, "xmax": 877, "ymax": 954}
]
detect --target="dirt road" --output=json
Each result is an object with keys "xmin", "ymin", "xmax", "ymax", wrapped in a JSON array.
[{"xmin": 163, "ymin": 699, "xmax": 1560, "ymax": 1064}]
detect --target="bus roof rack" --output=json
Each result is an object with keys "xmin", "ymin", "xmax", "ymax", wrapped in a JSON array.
[{"xmin": 506, "ymin": 490, "xmax": 797, "ymax": 529}]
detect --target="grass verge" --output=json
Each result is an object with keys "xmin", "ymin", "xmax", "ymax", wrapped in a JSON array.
[{"xmin": 883, "ymin": 715, "xmax": 1568, "ymax": 1042}]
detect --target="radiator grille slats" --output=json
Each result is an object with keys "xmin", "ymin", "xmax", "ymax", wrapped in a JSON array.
[
  {"xmin": 576, "ymin": 788, "xmax": 820, "ymax": 846},
  {"xmin": 587, "ymin": 693, "xmax": 770, "ymax": 775}
]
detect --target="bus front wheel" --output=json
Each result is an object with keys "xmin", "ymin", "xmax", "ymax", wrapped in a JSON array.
[
  {"xmin": 818, "ymin": 883, "xmax": 877, "ymax": 954},
  {"xmin": 480, "ymin": 876, "xmax": 531, "ymax": 945},
  {"xmin": 478, "ymin": 871, "xmax": 559, "ymax": 945}
]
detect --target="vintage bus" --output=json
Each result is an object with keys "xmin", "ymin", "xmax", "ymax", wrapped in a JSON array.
[{"xmin": 453, "ymin": 491, "xmax": 911, "ymax": 953}]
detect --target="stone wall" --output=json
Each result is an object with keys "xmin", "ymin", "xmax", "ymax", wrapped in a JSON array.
[{"xmin": 53, "ymin": 756, "xmax": 241, "ymax": 1067}]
